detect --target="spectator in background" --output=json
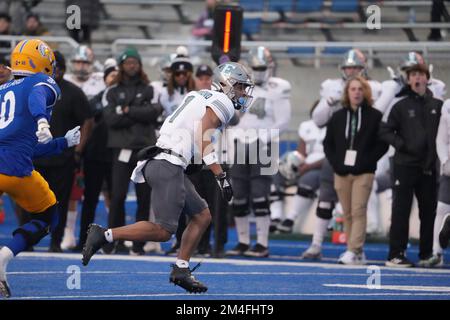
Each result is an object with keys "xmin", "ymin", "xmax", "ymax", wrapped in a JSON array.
[
  {"xmin": 192, "ymin": 0, "xmax": 217, "ymax": 41},
  {"xmin": 23, "ymin": 13, "xmax": 49, "ymax": 37},
  {"xmin": 30, "ymin": 51, "xmax": 93, "ymax": 252},
  {"xmin": 160, "ymin": 51, "xmax": 195, "ymax": 116},
  {"xmin": 190, "ymin": 0, "xmax": 217, "ymax": 56},
  {"xmin": 428, "ymin": 0, "xmax": 450, "ymax": 41},
  {"xmin": 65, "ymin": 0, "xmax": 101, "ymax": 45},
  {"xmin": 324, "ymin": 76, "xmax": 388, "ymax": 265},
  {"xmin": 379, "ymin": 63, "xmax": 443, "ymax": 268},
  {"xmin": 0, "ymin": 55, "xmax": 12, "ymax": 84},
  {"xmin": 74, "ymin": 58, "xmax": 118, "ymax": 251},
  {"xmin": 0, "ymin": 13, "xmax": 12, "ymax": 59},
  {"xmin": 0, "ymin": 1, "xmax": 28, "ymax": 35},
  {"xmin": 103, "ymin": 47, "xmax": 162, "ymax": 255}
]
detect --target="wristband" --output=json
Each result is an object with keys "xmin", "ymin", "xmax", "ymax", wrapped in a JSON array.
[{"xmin": 203, "ymin": 152, "xmax": 218, "ymax": 166}]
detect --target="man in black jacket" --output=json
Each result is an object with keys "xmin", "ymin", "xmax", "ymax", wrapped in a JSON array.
[
  {"xmin": 379, "ymin": 63, "xmax": 443, "ymax": 267},
  {"xmin": 103, "ymin": 47, "xmax": 162, "ymax": 255}
]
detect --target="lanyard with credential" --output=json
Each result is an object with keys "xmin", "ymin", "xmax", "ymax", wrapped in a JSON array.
[{"xmin": 345, "ymin": 108, "xmax": 361, "ymax": 150}]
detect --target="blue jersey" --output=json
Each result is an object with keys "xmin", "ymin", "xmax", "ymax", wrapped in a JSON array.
[{"xmin": 0, "ymin": 73, "xmax": 60, "ymax": 177}]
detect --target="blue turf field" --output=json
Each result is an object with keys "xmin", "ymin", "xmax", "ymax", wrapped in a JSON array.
[{"xmin": 1, "ymin": 196, "xmax": 450, "ymax": 300}]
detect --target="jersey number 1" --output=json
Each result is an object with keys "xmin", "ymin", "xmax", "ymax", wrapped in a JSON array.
[
  {"xmin": 0, "ymin": 91, "xmax": 16, "ymax": 129},
  {"xmin": 169, "ymin": 95, "xmax": 195, "ymax": 123}
]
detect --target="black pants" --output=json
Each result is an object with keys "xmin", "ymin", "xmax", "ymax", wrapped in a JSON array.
[
  {"xmin": 68, "ymin": 25, "xmax": 92, "ymax": 44},
  {"xmin": 188, "ymin": 169, "xmax": 228, "ymax": 253},
  {"xmin": 109, "ymin": 149, "xmax": 150, "ymax": 249},
  {"xmin": 389, "ymin": 165, "xmax": 437, "ymax": 260},
  {"xmin": 35, "ymin": 160, "xmax": 76, "ymax": 247},
  {"xmin": 78, "ymin": 159, "xmax": 112, "ymax": 247},
  {"xmin": 430, "ymin": 0, "xmax": 450, "ymax": 38}
]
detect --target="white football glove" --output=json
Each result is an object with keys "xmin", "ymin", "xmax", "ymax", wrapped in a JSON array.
[
  {"xmin": 65, "ymin": 126, "xmax": 81, "ymax": 148},
  {"xmin": 36, "ymin": 118, "xmax": 52, "ymax": 144},
  {"xmin": 326, "ymin": 88, "xmax": 342, "ymax": 106}
]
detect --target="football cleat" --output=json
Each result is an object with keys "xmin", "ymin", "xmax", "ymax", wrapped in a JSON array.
[
  {"xmin": 169, "ymin": 264, "xmax": 207, "ymax": 293},
  {"xmin": 82, "ymin": 224, "xmax": 108, "ymax": 266}
]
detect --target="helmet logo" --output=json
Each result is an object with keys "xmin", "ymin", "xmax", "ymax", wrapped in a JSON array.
[
  {"xmin": 222, "ymin": 64, "xmax": 235, "ymax": 77},
  {"xmin": 28, "ymin": 57, "xmax": 36, "ymax": 69},
  {"xmin": 38, "ymin": 43, "xmax": 50, "ymax": 58}
]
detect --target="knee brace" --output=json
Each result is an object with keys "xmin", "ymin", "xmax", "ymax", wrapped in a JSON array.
[
  {"xmin": 252, "ymin": 197, "xmax": 270, "ymax": 217},
  {"xmin": 316, "ymin": 201, "xmax": 334, "ymax": 220},
  {"xmin": 12, "ymin": 204, "xmax": 59, "ymax": 246},
  {"xmin": 232, "ymin": 198, "xmax": 249, "ymax": 217},
  {"xmin": 270, "ymin": 187, "xmax": 285, "ymax": 203},
  {"xmin": 13, "ymin": 219, "xmax": 49, "ymax": 246},
  {"xmin": 297, "ymin": 185, "xmax": 317, "ymax": 199}
]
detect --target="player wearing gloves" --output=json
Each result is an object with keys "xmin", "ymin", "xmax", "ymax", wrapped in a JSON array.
[
  {"xmin": 81, "ymin": 62, "xmax": 254, "ymax": 293},
  {"xmin": 0, "ymin": 39, "xmax": 61, "ymax": 298}
]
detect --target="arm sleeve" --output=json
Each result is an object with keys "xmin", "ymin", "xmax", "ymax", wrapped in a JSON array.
[
  {"xmin": 312, "ymin": 97, "xmax": 336, "ymax": 128},
  {"xmin": 373, "ymin": 80, "xmax": 400, "ymax": 114},
  {"xmin": 323, "ymin": 118, "xmax": 337, "ymax": 170},
  {"xmin": 28, "ymin": 85, "xmax": 55, "ymax": 121},
  {"xmin": 378, "ymin": 103, "xmax": 405, "ymax": 151},
  {"xmin": 369, "ymin": 113, "xmax": 389, "ymax": 162},
  {"xmin": 33, "ymin": 137, "xmax": 68, "ymax": 158}
]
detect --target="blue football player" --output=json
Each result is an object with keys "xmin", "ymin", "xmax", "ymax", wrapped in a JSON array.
[{"xmin": 0, "ymin": 39, "xmax": 62, "ymax": 298}]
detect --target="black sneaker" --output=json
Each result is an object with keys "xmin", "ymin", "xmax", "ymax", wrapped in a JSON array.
[
  {"xmin": 82, "ymin": 224, "xmax": 108, "ymax": 266},
  {"xmin": 439, "ymin": 214, "xmax": 450, "ymax": 249},
  {"xmin": 277, "ymin": 219, "xmax": 294, "ymax": 233},
  {"xmin": 0, "ymin": 280, "xmax": 11, "ymax": 298},
  {"xmin": 169, "ymin": 264, "xmax": 207, "ymax": 293},
  {"xmin": 48, "ymin": 243, "xmax": 62, "ymax": 253},
  {"xmin": 385, "ymin": 254, "xmax": 414, "ymax": 268},
  {"xmin": 225, "ymin": 243, "xmax": 250, "ymax": 256},
  {"xmin": 269, "ymin": 219, "xmax": 280, "ymax": 233},
  {"xmin": 244, "ymin": 243, "xmax": 269, "ymax": 258}
]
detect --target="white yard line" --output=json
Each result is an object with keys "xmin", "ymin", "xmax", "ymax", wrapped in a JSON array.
[
  {"xmin": 15, "ymin": 252, "xmax": 450, "ymax": 274},
  {"xmin": 324, "ymin": 284, "xmax": 450, "ymax": 292},
  {"xmin": 13, "ymin": 292, "xmax": 450, "ymax": 300}
]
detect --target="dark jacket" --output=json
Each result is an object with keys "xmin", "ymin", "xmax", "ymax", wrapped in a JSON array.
[
  {"xmin": 34, "ymin": 78, "xmax": 92, "ymax": 167},
  {"xmin": 83, "ymin": 89, "xmax": 112, "ymax": 163},
  {"xmin": 324, "ymin": 103, "xmax": 388, "ymax": 176},
  {"xmin": 379, "ymin": 86, "xmax": 442, "ymax": 171},
  {"xmin": 104, "ymin": 77, "xmax": 162, "ymax": 150}
]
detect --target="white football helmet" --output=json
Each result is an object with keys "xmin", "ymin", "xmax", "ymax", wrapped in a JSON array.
[
  {"xmin": 212, "ymin": 61, "xmax": 255, "ymax": 111},
  {"xmin": 247, "ymin": 46, "xmax": 274, "ymax": 86}
]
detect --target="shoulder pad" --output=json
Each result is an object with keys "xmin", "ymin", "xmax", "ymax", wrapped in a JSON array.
[
  {"xmin": 368, "ymin": 80, "xmax": 382, "ymax": 100},
  {"xmin": 267, "ymin": 77, "xmax": 291, "ymax": 98}
]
